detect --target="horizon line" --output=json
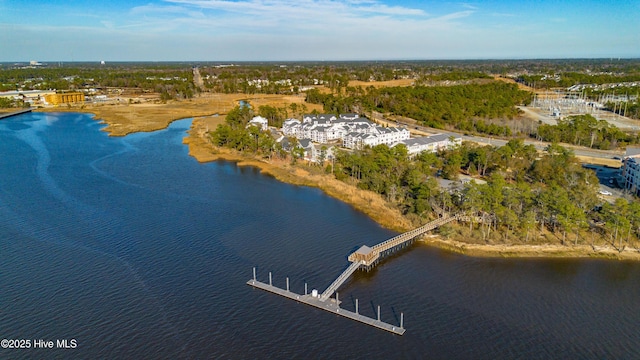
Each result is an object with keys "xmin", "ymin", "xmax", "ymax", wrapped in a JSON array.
[{"xmin": 2, "ymin": 57, "xmax": 640, "ymax": 64}]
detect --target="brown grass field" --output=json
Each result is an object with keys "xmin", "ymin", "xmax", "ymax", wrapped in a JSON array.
[{"xmin": 38, "ymin": 93, "xmax": 323, "ymax": 136}]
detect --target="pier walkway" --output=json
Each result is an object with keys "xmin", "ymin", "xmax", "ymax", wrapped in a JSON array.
[
  {"xmin": 348, "ymin": 214, "xmax": 456, "ymax": 268},
  {"xmin": 248, "ymin": 214, "xmax": 458, "ymax": 334},
  {"xmin": 0, "ymin": 108, "xmax": 32, "ymax": 120},
  {"xmin": 319, "ymin": 261, "xmax": 363, "ymax": 302}
]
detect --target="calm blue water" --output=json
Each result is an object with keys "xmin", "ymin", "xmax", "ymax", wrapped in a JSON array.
[{"xmin": 1, "ymin": 112, "xmax": 639, "ymax": 359}]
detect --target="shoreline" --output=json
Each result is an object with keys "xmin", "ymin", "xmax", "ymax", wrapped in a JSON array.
[
  {"xmin": 185, "ymin": 117, "xmax": 412, "ymax": 233},
  {"xmin": 36, "ymin": 103, "xmax": 640, "ymax": 262},
  {"xmin": 421, "ymin": 236, "xmax": 640, "ymax": 261}
]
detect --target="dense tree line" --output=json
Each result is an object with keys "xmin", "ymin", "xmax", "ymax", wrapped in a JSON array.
[
  {"xmin": 333, "ymin": 139, "xmax": 640, "ymax": 248},
  {"xmin": 416, "ymin": 71, "xmax": 492, "ymax": 84},
  {"xmin": 534, "ymin": 114, "xmax": 638, "ymax": 149},
  {"xmin": 208, "ymin": 105, "xmax": 294, "ymax": 161},
  {"xmin": 0, "ymin": 97, "xmax": 28, "ymax": 108},
  {"xmin": 207, "ymin": 103, "xmax": 640, "ymax": 249},
  {"xmin": 0, "ymin": 65, "xmax": 195, "ymax": 99},
  {"xmin": 255, "ymin": 103, "xmax": 309, "ymax": 128},
  {"xmin": 197, "ymin": 63, "xmax": 520, "ymax": 95},
  {"xmin": 517, "ymin": 72, "xmax": 640, "ymax": 89},
  {"xmin": 306, "ymin": 82, "xmax": 532, "ymax": 136},
  {"xmin": 604, "ymin": 100, "xmax": 640, "ymax": 120}
]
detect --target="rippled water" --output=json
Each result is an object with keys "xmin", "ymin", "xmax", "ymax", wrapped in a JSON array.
[{"xmin": 1, "ymin": 112, "xmax": 639, "ymax": 359}]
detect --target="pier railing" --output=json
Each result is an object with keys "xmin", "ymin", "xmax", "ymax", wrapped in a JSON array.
[
  {"xmin": 319, "ymin": 261, "xmax": 363, "ymax": 301},
  {"xmin": 372, "ymin": 215, "xmax": 455, "ymax": 253}
]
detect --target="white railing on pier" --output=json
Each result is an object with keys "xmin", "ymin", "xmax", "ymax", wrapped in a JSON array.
[
  {"xmin": 371, "ymin": 215, "xmax": 455, "ymax": 253},
  {"xmin": 319, "ymin": 261, "xmax": 363, "ymax": 302}
]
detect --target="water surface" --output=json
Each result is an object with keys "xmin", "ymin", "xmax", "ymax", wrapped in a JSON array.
[{"xmin": 0, "ymin": 112, "xmax": 638, "ymax": 359}]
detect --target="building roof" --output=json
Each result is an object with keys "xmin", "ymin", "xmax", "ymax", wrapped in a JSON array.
[
  {"xmin": 354, "ymin": 245, "xmax": 373, "ymax": 256},
  {"xmin": 339, "ymin": 113, "xmax": 359, "ymax": 119},
  {"xmin": 318, "ymin": 114, "xmax": 336, "ymax": 120},
  {"xmin": 249, "ymin": 116, "xmax": 268, "ymax": 123},
  {"xmin": 298, "ymin": 138, "xmax": 313, "ymax": 148}
]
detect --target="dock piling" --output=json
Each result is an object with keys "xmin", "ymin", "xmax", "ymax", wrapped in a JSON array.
[
  {"xmin": 269, "ymin": 272, "xmax": 272, "ymax": 286},
  {"xmin": 253, "ymin": 267, "xmax": 256, "ymax": 281},
  {"xmin": 286, "ymin": 277, "xmax": 289, "ymax": 292},
  {"xmin": 305, "ymin": 282, "xmax": 308, "ymax": 295},
  {"xmin": 401, "ymin": 312, "xmax": 404, "ymax": 329},
  {"xmin": 355, "ymin": 299, "xmax": 359, "ymax": 314},
  {"xmin": 377, "ymin": 305, "xmax": 380, "ymax": 322}
]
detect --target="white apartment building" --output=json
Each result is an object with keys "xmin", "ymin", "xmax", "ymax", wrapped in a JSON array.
[
  {"xmin": 393, "ymin": 133, "xmax": 462, "ymax": 156},
  {"xmin": 622, "ymin": 148, "xmax": 640, "ymax": 196}
]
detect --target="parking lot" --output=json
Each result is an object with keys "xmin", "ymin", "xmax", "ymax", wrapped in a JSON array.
[{"xmin": 583, "ymin": 164, "xmax": 628, "ymax": 201}]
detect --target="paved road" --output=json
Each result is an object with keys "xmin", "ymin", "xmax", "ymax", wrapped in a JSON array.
[
  {"xmin": 192, "ymin": 67, "xmax": 206, "ymax": 92},
  {"xmin": 371, "ymin": 112, "xmax": 624, "ymax": 160},
  {"xmin": 458, "ymin": 133, "xmax": 624, "ymax": 160}
]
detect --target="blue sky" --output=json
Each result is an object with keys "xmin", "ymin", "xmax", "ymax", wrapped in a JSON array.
[{"xmin": 1, "ymin": 0, "xmax": 638, "ymax": 61}]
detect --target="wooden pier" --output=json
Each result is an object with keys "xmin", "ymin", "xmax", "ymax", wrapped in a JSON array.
[
  {"xmin": 348, "ymin": 214, "xmax": 456, "ymax": 269},
  {"xmin": 0, "ymin": 108, "xmax": 32, "ymax": 120},
  {"xmin": 248, "ymin": 214, "xmax": 458, "ymax": 335}
]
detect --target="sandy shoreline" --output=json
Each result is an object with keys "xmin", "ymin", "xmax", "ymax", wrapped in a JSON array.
[
  {"xmin": 421, "ymin": 236, "xmax": 640, "ymax": 261},
  {"xmin": 33, "ymin": 98, "xmax": 640, "ymax": 261}
]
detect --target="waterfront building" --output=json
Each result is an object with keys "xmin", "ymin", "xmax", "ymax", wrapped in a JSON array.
[{"xmin": 622, "ymin": 148, "xmax": 640, "ymax": 196}]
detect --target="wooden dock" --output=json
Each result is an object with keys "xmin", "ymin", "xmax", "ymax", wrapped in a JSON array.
[
  {"xmin": 348, "ymin": 214, "xmax": 456, "ymax": 267},
  {"xmin": 0, "ymin": 108, "xmax": 32, "ymax": 120},
  {"xmin": 247, "ymin": 278, "xmax": 405, "ymax": 335},
  {"xmin": 248, "ymin": 214, "xmax": 459, "ymax": 335}
]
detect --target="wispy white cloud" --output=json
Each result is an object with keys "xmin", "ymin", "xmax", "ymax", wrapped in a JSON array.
[
  {"xmin": 433, "ymin": 10, "xmax": 475, "ymax": 22},
  {"xmin": 123, "ymin": 0, "xmax": 477, "ymax": 35},
  {"xmin": 164, "ymin": 0, "xmax": 427, "ymax": 17},
  {"xmin": 460, "ymin": 3, "xmax": 478, "ymax": 10},
  {"xmin": 131, "ymin": 3, "xmax": 205, "ymax": 18}
]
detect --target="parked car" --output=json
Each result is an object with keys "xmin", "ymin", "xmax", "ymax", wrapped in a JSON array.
[{"xmin": 599, "ymin": 190, "xmax": 612, "ymax": 196}]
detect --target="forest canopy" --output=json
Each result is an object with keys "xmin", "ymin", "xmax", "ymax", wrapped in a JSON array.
[{"xmin": 306, "ymin": 82, "xmax": 533, "ymax": 136}]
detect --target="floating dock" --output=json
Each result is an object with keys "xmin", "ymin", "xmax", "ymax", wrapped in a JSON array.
[
  {"xmin": 0, "ymin": 108, "xmax": 32, "ymax": 120},
  {"xmin": 247, "ymin": 277, "xmax": 405, "ymax": 335}
]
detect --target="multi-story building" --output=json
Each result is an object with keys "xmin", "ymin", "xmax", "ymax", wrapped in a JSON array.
[
  {"xmin": 622, "ymin": 148, "xmax": 640, "ymax": 196},
  {"xmin": 283, "ymin": 113, "xmax": 412, "ymax": 149},
  {"xmin": 393, "ymin": 133, "xmax": 462, "ymax": 156},
  {"xmin": 44, "ymin": 92, "xmax": 85, "ymax": 105}
]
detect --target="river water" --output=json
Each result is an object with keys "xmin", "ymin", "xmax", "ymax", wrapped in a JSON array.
[{"xmin": 0, "ymin": 112, "xmax": 639, "ymax": 359}]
